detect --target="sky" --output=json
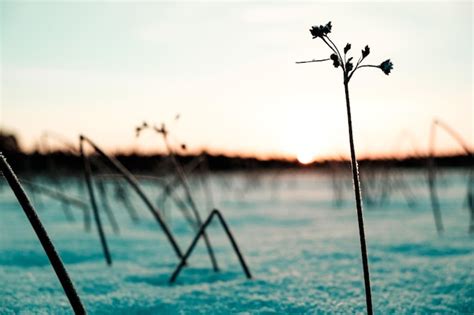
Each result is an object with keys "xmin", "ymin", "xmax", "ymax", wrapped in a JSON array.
[{"xmin": 0, "ymin": 1, "xmax": 472, "ymax": 162}]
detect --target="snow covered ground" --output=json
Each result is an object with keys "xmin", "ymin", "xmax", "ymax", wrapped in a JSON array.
[{"xmin": 0, "ymin": 169, "xmax": 473, "ymax": 314}]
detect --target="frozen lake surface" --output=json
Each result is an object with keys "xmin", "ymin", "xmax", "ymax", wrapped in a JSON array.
[{"xmin": 1, "ymin": 169, "xmax": 473, "ymax": 314}]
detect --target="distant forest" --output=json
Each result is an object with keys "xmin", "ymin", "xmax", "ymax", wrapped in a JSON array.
[{"xmin": 0, "ymin": 130, "xmax": 472, "ymax": 174}]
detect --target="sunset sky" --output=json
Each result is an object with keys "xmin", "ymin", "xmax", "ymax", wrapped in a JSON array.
[{"xmin": 1, "ymin": 1, "xmax": 472, "ymax": 161}]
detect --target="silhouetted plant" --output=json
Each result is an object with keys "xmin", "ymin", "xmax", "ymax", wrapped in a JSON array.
[
  {"xmin": 0, "ymin": 153, "xmax": 86, "ymax": 314},
  {"xmin": 169, "ymin": 209, "xmax": 252, "ymax": 283},
  {"xmin": 79, "ymin": 135, "xmax": 185, "ymax": 264},
  {"xmin": 136, "ymin": 120, "xmax": 220, "ymax": 272},
  {"xmin": 297, "ymin": 21, "xmax": 394, "ymax": 315}
]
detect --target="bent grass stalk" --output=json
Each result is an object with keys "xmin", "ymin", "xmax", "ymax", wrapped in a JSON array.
[
  {"xmin": 169, "ymin": 209, "xmax": 252, "ymax": 283},
  {"xmin": 96, "ymin": 179, "xmax": 120, "ymax": 235},
  {"xmin": 80, "ymin": 136, "xmax": 113, "ymax": 266},
  {"xmin": 157, "ymin": 155, "xmax": 205, "ymax": 206},
  {"xmin": 156, "ymin": 156, "xmax": 207, "ymax": 227},
  {"xmin": 428, "ymin": 118, "xmax": 473, "ymax": 234},
  {"xmin": 88, "ymin": 155, "xmax": 126, "ymax": 232},
  {"xmin": 79, "ymin": 135, "xmax": 185, "ymax": 262},
  {"xmin": 113, "ymin": 181, "xmax": 140, "ymax": 223},
  {"xmin": 137, "ymin": 122, "xmax": 220, "ymax": 272},
  {"xmin": 198, "ymin": 155, "xmax": 215, "ymax": 213},
  {"xmin": 428, "ymin": 122, "xmax": 444, "ymax": 233},
  {"xmin": 0, "ymin": 153, "xmax": 86, "ymax": 314},
  {"xmin": 297, "ymin": 21, "xmax": 394, "ymax": 315}
]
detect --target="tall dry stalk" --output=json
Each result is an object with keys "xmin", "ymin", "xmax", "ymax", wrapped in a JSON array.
[
  {"xmin": 136, "ymin": 122, "xmax": 220, "ymax": 272},
  {"xmin": 297, "ymin": 21, "xmax": 394, "ymax": 315},
  {"xmin": 80, "ymin": 136, "xmax": 112, "ymax": 266},
  {"xmin": 79, "ymin": 135, "xmax": 185, "ymax": 261},
  {"xmin": 428, "ymin": 118, "xmax": 473, "ymax": 234},
  {"xmin": 0, "ymin": 153, "xmax": 86, "ymax": 314}
]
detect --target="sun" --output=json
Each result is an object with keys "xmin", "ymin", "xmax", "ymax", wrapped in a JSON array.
[{"xmin": 297, "ymin": 150, "xmax": 316, "ymax": 165}]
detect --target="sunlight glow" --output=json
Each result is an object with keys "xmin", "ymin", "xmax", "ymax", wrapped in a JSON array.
[{"xmin": 297, "ymin": 151, "xmax": 316, "ymax": 165}]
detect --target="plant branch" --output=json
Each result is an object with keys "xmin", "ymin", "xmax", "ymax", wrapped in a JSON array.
[
  {"xmin": 348, "ymin": 64, "xmax": 379, "ymax": 81},
  {"xmin": 295, "ymin": 58, "xmax": 330, "ymax": 64},
  {"xmin": 324, "ymin": 35, "xmax": 345, "ymax": 71},
  {"xmin": 321, "ymin": 37, "xmax": 344, "ymax": 72},
  {"xmin": 0, "ymin": 154, "xmax": 87, "ymax": 314}
]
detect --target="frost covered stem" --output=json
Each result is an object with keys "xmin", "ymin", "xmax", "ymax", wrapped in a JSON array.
[
  {"xmin": 343, "ymin": 78, "xmax": 373, "ymax": 315},
  {"xmin": 0, "ymin": 153, "xmax": 87, "ymax": 314}
]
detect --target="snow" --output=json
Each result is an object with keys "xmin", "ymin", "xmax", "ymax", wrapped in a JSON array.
[{"xmin": 0, "ymin": 169, "xmax": 473, "ymax": 314}]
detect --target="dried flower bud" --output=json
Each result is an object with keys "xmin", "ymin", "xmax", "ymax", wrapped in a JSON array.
[
  {"xmin": 330, "ymin": 53, "xmax": 340, "ymax": 68},
  {"xmin": 322, "ymin": 21, "xmax": 332, "ymax": 35},
  {"xmin": 344, "ymin": 43, "xmax": 351, "ymax": 54},
  {"xmin": 380, "ymin": 59, "xmax": 393, "ymax": 75},
  {"xmin": 309, "ymin": 21, "xmax": 332, "ymax": 39},
  {"xmin": 362, "ymin": 45, "xmax": 370, "ymax": 58},
  {"xmin": 346, "ymin": 61, "xmax": 354, "ymax": 72}
]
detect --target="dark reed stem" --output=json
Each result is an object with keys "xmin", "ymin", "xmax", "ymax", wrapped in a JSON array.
[
  {"xmin": 80, "ymin": 137, "xmax": 112, "ymax": 266},
  {"xmin": 80, "ymin": 135, "xmax": 184, "ymax": 261},
  {"xmin": 114, "ymin": 182, "xmax": 140, "ymax": 223},
  {"xmin": 391, "ymin": 174, "xmax": 417, "ymax": 209},
  {"xmin": 0, "ymin": 153, "xmax": 87, "ymax": 314},
  {"xmin": 429, "ymin": 118, "xmax": 473, "ymax": 234},
  {"xmin": 169, "ymin": 209, "xmax": 252, "ymax": 283},
  {"xmin": 330, "ymin": 163, "xmax": 344, "ymax": 208},
  {"xmin": 39, "ymin": 132, "xmax": 78, "ymax": 222},
  {"xmin": 97, "ymin": 180, "xmax": 120, "ymax": 234},
  {"xmin": 167, "ymin": 189, "xmax": 197, "ymax": 227},
  {"xmin": 199, "ymin": 156, "xmax": 215, "ymax": 213},
  {"xmin": 428, "ymin": 122, "xmax": 444, "ymax": 234},
  {"xmin": 468, "ymin": 171, "xmax": 474, "ymax": 234},
  {"xmin": 343, "ymin": 79, "xmax": 373, "ymax": 315},
  {"xmin": 41, "ymin": 130, "xmax": 79, "ymax": 154},
  {"xmin": 62, "ymin": 201, "xmax": 75, "ymax": 222},
  {"xmin": 157, "ymin": 155, "xmax": 204, "ymax": 209},
  {"xmin": 161, "ymin": 132, "xmax": 220, "ymax": 272},
  {"xmin": 434, "ymin": 119, "xmax": 473, "ymax": 155}
]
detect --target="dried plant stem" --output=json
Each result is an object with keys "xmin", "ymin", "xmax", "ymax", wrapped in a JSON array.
[
  {"xmin": 80, "ymin": 135, "xmax": 184, "ymax": 261},
  {"xmin": 344, "ymin": 80, "xmax": 373, "ymax": 315},
  {"xmin": 468, "ymin": 172, "xmax": 474, "ymax": 234},
  {"xmin": 161, "ymin": 134, "xmax": 219, "ymax": 272},
  {"xmin": 156, "ymin": 155, "xmax": 204, "ymax": 225},
  {"xmin": 434, "ymin": 119, "xmax": 472, "ymax": 155},
  {"xmin": 295, "ymin": 58, "xmax": 330, "ymax": 64},
  {"xmin": 199, "ymin": 157, "xmax": 215, "ymax": 213},
  {"xmin": 169, "ymin": 209, "xmax": 252, "ymax": 283},
  {"xmin": 428, "ymin": 119, "xmax": 473, "ymax": 234},
  {"xmin": 0, "ymin": 154, "xmax": 86, "ymax": 314},
  {"xmin": 80, "ymin": 138, "xmax": 112, "ymax": 266},
  {"xmin": 428, "ymin": 123, "xmax": 445, "ymax": 234},
  {"xmin": 97, "ymin": 180, "xmax": 120, "ymax": 234},
  {"xmin": 114, "ymin": 182, "xmax": 140, "ymax": 223}
]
